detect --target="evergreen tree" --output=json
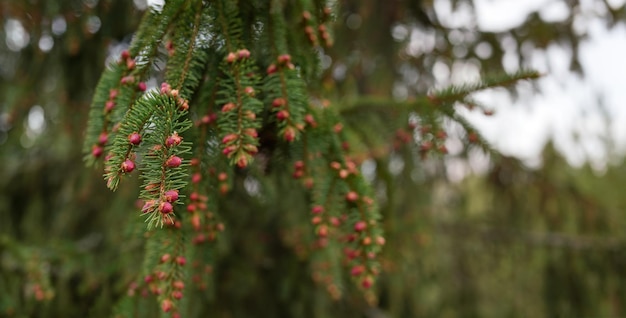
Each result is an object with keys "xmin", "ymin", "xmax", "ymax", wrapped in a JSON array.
[{"xmin": 2, "ymin": 1, "xmax": 623, "ymax": 317}]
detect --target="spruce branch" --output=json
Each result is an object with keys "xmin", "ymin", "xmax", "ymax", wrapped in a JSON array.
[
  {"xmin": 75, "ymin": 2, "xmax": 549, "ymax": 315},
  {"xmin": 128, "ymin": 0, "xmax": 186, "ymax": 58},
  {"xmin": 268, "ymin": 0, "xmax": 289, "ymax": 55},
  {"xmin": 83, "ymin": 0, "xmax": 186, "ymax": 166},
  {"xmin": 83, "ymin": 63, "xmax": 126, "ymax": 165},
  {"xmin": 428, "ymin": 69, "xmax": 541, "ymax": 107},
  {"xmin": 339, "ymin": 69, "xmax": 541, "ymax": 116},
  {"xmin": 113, "ymin": 89, "xmax": 193, "ymax": 229},
  {"xmin": 216, "ymin": 53, "xmax": 262, "ymax": 168},
  {"xmin": 263, "ymin": 55, "xmax": 308, "ymax": 143},
  {"xmin": 215, "ymin": 0, "xmax": 243, "ymax": 53},
  {"xmin": 165, "ymin": 0, "xmax": 212, "ymax": 98}
]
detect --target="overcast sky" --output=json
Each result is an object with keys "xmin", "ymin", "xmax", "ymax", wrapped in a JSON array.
[{"xmin": 432, "ymin": 0, "xmax": 626, "ymax": 172}]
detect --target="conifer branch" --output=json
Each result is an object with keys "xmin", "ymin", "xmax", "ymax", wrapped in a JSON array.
[
  {"xmin": 216, "ymin": 53, "xmax": 262, "ymax": 168},
  {"xmin": 77, "ymin": 2, "xmax": 546, "ymax": 315},
  {"xmin": 215, "ymin": 0, "xmax": 243, "ymax": 53},
  {"xmin": 83, "ymin": 64, "xmax": 125, "ymax": 165},
  {"xmin": 83, "ymin": 1, "xmax": 185, "ymax": 166},
  {"xmin": 269, "ymin": 0, "xmax": 289, "ymax": 55},
  {"xmin": 264, "ymin": 55, "xmax": 308, "ymax": 143},
  {"xmin": 339, "ymin": 69, "xmax": 541, "ymax": 115},
  {"xmin": 428, "ymin": 69, "xmax": 541, "ymax": 107},
  {"xmin": 165, "ymin": 0, "xmax": 211, "ymax": 98}
]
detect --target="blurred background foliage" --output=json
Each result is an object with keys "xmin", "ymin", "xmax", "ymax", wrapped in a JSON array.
[{"xmin": 2, "ymin": 0, "xmax": 626, "ymax": 317}]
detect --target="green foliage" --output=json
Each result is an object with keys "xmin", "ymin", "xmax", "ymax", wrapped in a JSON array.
[{"xmin": 7, "ymin": 0, "xmax": 626, "ymax": 318}]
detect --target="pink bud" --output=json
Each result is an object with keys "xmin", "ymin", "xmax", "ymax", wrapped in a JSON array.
[
  {"xmin": 317, "ymin": 225, "xmax": 328, "ymax": 237},
  {"xmin": 222, "ymin": 133, "xmax": 239, "ymax": 144},
  {"xmin": 346, "ymin": 191, "xmax": 359, "ymax": 202},
  {"xmin": 244, "ymin": 128, "xmax": 258, "ymax": 138},
  {"xmin": 344, "ymin": 247, "xmax": 358, "ymax": 259},
  {"xmin": 109, "ymin": 89, "xmax": 118, "ymax": 99},
  {"xmin": 179, "ymin": 100, "xmax": 189, "ymax": 111},
  {"xmin": 276, "ymin": 110, "xmax": 289, "ymax": 121},
  {"xmin": 354, "ymin": 220, "xmax": 367, "ymax": 232},
  {"xmin": 165, "ymin": 40, "xmax": 174, "ymax": 52},
  {"xmin": 164, "ymin": 190, "xmax": 179, "ymax": 202},
  {"xmin": 311, "ymin": 205, "xmax": 324, "ymax": 214},
  {"xmin": 244, "ymin": 111, "xmax": 256, "ymax": 120},
  {"xmin": 222, "ymin": 145, "xmax": 237, "ymax": 156},
  {"xmin": 126, "ymin": 59, "xmax": 136, "ymax": 70},
  {"xmin": 243, "ymin": 144, "xmax": 258, "ymax": 154},
  {"xmin": 172, "ymin": 280, "xmax": 185, "ymax": 290},
  {"xmin": 221, "ymin": 102, "xmax": 236, "ymax": 112},
  {"xmin": 339, "ymin": 169, "xmax": 349, "ymax": 179},
  {"xmin": 98, "ymin": 132, "xmax": 108, "ymax": 145},
  {"xmin": 236, "ymin": 155, "xmax": 248, "ymax": 168},
  {"xmin": 351, "ymin": 265, "xmax": 365, "ymax": 276},
  {"xmin": 161, "ymin": 299, "xmax": 173, "ymax": 313},
  {"xmin": 166, "ymin": 156, "xmax": 182, "ymax": 168},
  {"xmin": 166, "ymin": 132, "xmax": 182, "ymax": 147},
  {"xmin": 141, "ymin": 200, "xmax": 155, "ymax": 213},
  {"xmin": 159, "ymin": 202, "xmax": 173, "ymax": 214},
  {"xmin": 311, "ymin": 216, "xmax": 322, "ymax": 225},
  {"xmin": 92, "ymin": 145, "xmax": 103, "ymax": 157},
  {"xmin": 362, "ymin": 236, "xmax": 372, "ymax": 245},
  {"xmin": 277, "ymin": 54, "xmax": 291, "ymax": 65},
  {"xmin": 128, "ymin": 132, "xmax": 142, "ymax": 145},
  {"xmin": 156, "ymin": 271, "xmax": 167, "ymax": 280},
  {"xmin": 238, "ymin": 49, "xmax": 250, "ymax": 59},
  {"xmin": 144, "ymin": 275, "xmax": 153, "ymax": 283},
  {"xmin": 121, "ymin": 50, "xmax": 130, "ymax": 60},
  {"xmin": 189, "ymin": 192, "xmax": 199, "ymax": 201},
  {"xmin": 333, "ymin": 123, "xmax": 343, "ymax": 133},
  {"xmin": 294, "ymin": 161, "xmax": 305, "ymax": 170},
  {"xmin": 361, "ymin": 277, "xmax": 373, "ymax": 289},
  {"xmin": 244, "ymin": 86, "xmax": 255, "ymax": 96},
  {"xmin": 226, "ymin": 52, "xmax": 237, "ymax": 63},
  {"xmin": 172, "ymin": 290, "xmax": 183, "ymax": 300},
  {"xmin": 121, "ymin": 159, "xmax": 135, "ymax": 173},
  {"xmin": 122, "ymin": 75, "xmax": 135, "ymax": 85},
  {"xmin": 283, "ymin": 126, "xmax": 296, "ymax": 142},
  {"xmin": 160, "ymin": 82, "xmax": 172, "ymax": 94},
  {"xmin": 191, "ymin": 173, "xmax": 201, "ymax": 183},
  {"xmin": 305, "ymin": 114, "xmax": 317, "ymax": 127},
  {"xmin": 292, "ymin": 170, "xmax": 304, "ymax": 179},
  {"xmin": 176, "ymin": 256, "xmax": 186, "ymax": 266},
  {"xmin": 272, "ymin": 98, "xmax": 286, "ymax": 108},
  {"xmin": 105, "ymin": 101, "xmax": 115, "ymax": 113},
  {"xmin": 218, "ymin": 172, "xmax": 228, "ymax": 181},
  {"xmin": 267, "ymin": 64, "xmax": 277, "ymax": 75},
  {"xmin": 160, "ymin": 253, "xmax": 171, "ymax": 263},
  {"xmin": 137, "ymin": 82, "xmax": 147, "ymax": 91}
]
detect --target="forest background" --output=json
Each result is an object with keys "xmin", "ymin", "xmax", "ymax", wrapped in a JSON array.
[{"xmin": 2, "ymin": 0, "xmax": 626, "ymax": 317}]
